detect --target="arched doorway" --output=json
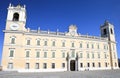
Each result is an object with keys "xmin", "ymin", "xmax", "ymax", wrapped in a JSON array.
[{"xmin": 70, "ymin": 60, "xmax": 75, "ymax": 71}]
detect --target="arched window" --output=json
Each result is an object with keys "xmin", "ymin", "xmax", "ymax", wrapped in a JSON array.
[
  {"xmin": 103, "ymin": 29, "xmax": 107, "ymax": 35},
  {"xmin": 13, "ymin": 13, "xmax": 19, "ymax": 21}
]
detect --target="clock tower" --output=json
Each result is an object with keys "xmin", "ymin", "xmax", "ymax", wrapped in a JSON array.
[{"xmin": 6, "ymin": 3, "xmax": 26, "ymax": 31}]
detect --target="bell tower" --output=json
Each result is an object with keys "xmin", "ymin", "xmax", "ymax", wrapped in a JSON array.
[
  {"xmin": 101, "ymin": 20, "xmax": 118, "ymax": 69},
  {"xmin": 6, "ymin": 3, "xmax": 26, "ymax": 31},
  {"xmin": 100, "ymin": 20, "xmax": 115, "ymax": 42}
]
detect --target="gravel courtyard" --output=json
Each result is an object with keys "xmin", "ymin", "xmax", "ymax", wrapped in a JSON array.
[{"xmin": 0, "ymin": 69, "xmax": 120, "ymax": 78}]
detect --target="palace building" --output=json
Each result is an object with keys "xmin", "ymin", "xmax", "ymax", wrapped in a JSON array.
[{"xmin": 1, "ymin": 4, "xmax": 119, "ymax": 72}]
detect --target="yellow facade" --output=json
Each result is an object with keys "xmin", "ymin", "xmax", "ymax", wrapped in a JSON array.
[{"xmin": 1, "ymin": 4, "xmax": 119, "ymax": 72}]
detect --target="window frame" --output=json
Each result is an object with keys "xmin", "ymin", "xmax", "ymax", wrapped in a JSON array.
[
  {"xmin": 43, "ymin": 63, "xmax": 47, "ymax": 69},
  {"xmin": 92, "ymin": 53, "xmax": 94, "ymax": 59},
  {"xmin": 26, "ymin": 51, "xmax": 30, "ymax": 58},
  {"xmin": 9, "ymin": 49, "xmax": 14, "ymax": 57},
  {"xmin": 98, "ymin": 62, "xmax": 101, "ymax": 67},
  {"xmin": 36, "ymin": 40, "xmax": 40, "ymax": 46},
  {"xmin": 26, "ymin": 39, "xmax": 30, "ymax": 45},
  {"xmin": 7, "ymin": 63, "xmax": 13, "ymax": 69},
  {"xmin": 62, "ymin": 63, "xmax": 65, "ymax": 68},
  {"xmin": 62, "ymin": 52, "xmax": 65, "ymax": 58},
  {"xmin": 44, "ymin": 52, "xmax": 47, "ymax": 58},
  {"xmin": 87, "ymin": 43, "xmax": 89, "ymax": 48},
  {"xmin": 80, "ymin": 53, "xmax": 83, "ymax": 58},
  {"xmin": 25, "ymin": 63, "xmax": 30, "ymax": 69},
  {"xmin": 92, "ymin": 63, "xmax": 95, "ymax": 67},
  {"xmin": 62, "ymin": 42, "xmax": 65, "ymax": 47},
  {"xmin": 87, "ymin": 63, "xmax": 90, "ymax": 67},
  {"xmin": 10, "ymin": 37, "xmax": 15, "ymax": 44},
  {"xmin": 52, "ymin": 63, "xmax": 55, "ymax": 69},
  {"xmin": 52, "ymin": 52, "xmax": 55, "ymax": 58},
  {"xmin": 36, "ymin": 51, "xmax": 40, "ymax": 58},
  {"xmin": 105, "ymin": 62, "xmax": 108, "ymax": 67},
  {"xmin": 44, "ymin": 41, "xmax": 47, "ymax": 46},
  {"xmin": 80, "ymin": 63, "xmax": 83, "ymax": 68},
  {"xmin": 71, "ymin": 50, "xmax": 75, "ymax": 58},
  {"xmin": 35, "ymin": 63, "xmax": 39, "ymax": 69},
  {"xmin": 52, "ymin": 41, "xmax": 55, "ymax": 46},
  {"xmin": 87, "ymin": 53, "xmax": 89, "ymax": 59},
  {"xmin": 71, "ymin": 42, "xmax": 74, "ymax": 47},
  {"xmin": 80, "ymin": 43, "xmax": 82, "ymax": 48}
]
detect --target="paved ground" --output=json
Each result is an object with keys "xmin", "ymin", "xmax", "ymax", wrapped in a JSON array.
[{"xmin": 0, "ymin": 69, "xmax": 120, "ymax": 78}]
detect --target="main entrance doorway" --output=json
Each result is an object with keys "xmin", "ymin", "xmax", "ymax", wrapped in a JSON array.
[{"xmin": 70, "ymin": 60, "xmax": 75, "ymax": 71}]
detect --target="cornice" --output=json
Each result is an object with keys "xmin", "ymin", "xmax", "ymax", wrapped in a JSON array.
[{"xmin": 3, "ymin": 30, "xmax": 108, "ymax": 42}]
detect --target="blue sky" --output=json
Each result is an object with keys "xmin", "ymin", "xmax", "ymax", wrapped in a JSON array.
[{"xmin": 0, "ymin": 0, "xmax": 120, "ymax": 64}]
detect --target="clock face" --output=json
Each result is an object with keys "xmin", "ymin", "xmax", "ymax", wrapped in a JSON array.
[{"xmin": 10, "ymin": 23, "xmax": 19, "ymax": 30}]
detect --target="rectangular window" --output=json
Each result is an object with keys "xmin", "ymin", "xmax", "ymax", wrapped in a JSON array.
[
  {"xmin": 62, "ymin": 52, "xmax": 65, "ymax": 58},
  {"xmin": 98, "ymin": 62, "xmax": 101, "ymax": 67},
  {"xmin": 62, "ymin": 42, "xmax": 65, "ymax": 47},
  {"xmin": 62, "ymin": 63, "xmax": 65, "ymax": 68},
  {"xmin": 8, "ymin": 63, "xmax": 13, "ymax": 69},
  {"xmin": 87, "ymin": 44, "xmax": 89, "ymax": 48},
  {"xmin": 92, "ymin": 53, "xmax": 94, "ymax": 59},
  {"xmin": 52, "ymin": 52, "xmax": 55, "ymax": 58},
  {"xmin": 105, "ymin": 62, "xmax": 108, "ymax": 67},
  {"xmin": 43, "ymin": 63, "xmax": 47, "ymax": 69},
  {"xmin": 35, "ymin": 63, "xmax": 39, "ymax": 69},
  {"xmin": 11, "ymin": 38, "xmax": 15, "ymax": 44},
  {"xmin": 87, "ymin": 63, "xmax": 90, "ymax": 67},
  {"xmin": 52, "ymin": 63, "xmax": 55, "ymax": 69},
  {"xmin": 25, "ymin": 63, "xmax": 30, "ymax": 69},
  {"xmin": 92, "ymin": 44, "xmax": 94, "ymax": 49},
  {"xmin": 37, "ymin": 40, "xmax": 40, "ymax": 46},
  {"xmin": 9, "ymin": 50, "xmax": 14, "ymax": 57},
  {"xmin": 104, "ymin": 45, "xmax": 105, "ymax": 50},
  {"xmin": 92, "ymin": 63, "xmax": 95, "ymax": 67},
  {"xmin": 104, "ymin": 53, "xmax": 107, "ymax": 59},
  {"xmin": 104, "ymin": 45, "xmax": 107, "ymax": 50},
  {"xmin": 36, "ymin": 52, "xmax": 40, "ymax": 58},
  {"xmin": 26, "ymin": 51, "xmax": 30, "ymax": 57},
  {"xmin": 52, "ymin": 41, "xmax": 55, "ymax": 46},
  {"xmin": 98, "ymin": 53, "xmax": 100, "ymax": 59},
  {"xmin": 27, "ymin": 40, "xmax": 30, "ymax": 45},
  {"xmin": 87, "ymin": 53, "xmax": 89, "ymax": 59},
  {"xmin": 44, "ymin": 41, "xmax": 47, "ymax": 46},
  {"xmin": 80, "ymin": 63, "xmax": 83, "ymax": 68},
  {"xmin": 44, "ymin": 52, "xmax": 47, "ymax": 58},
  {"xmin": 72, "ymin": 43, "xmax": 74, "ymax": 47},
  {"xmin": 71, "ymin": 50, "xmax": 75, "ymax": 57},
  {"xmin": 97, "ymin": 44, "xmax": 99, "ymax": 49},
  {"xmin": 80, "ymin": 43, "xmax": 82, "ymax": 48},
  {"xmin": 80, "ymin": 53, "xmax": 83, "ymax": 58}
]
